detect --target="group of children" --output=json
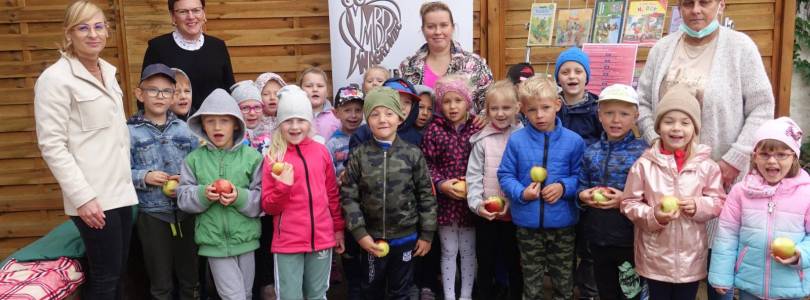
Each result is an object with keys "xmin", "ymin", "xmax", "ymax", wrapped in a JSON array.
[{"xmin": 128, "ymin": 46, "xmax": 810, "ymax": 300}]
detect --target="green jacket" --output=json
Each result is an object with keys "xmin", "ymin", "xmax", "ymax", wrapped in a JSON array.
[
  {"xmin": 341, "ymin": 137, "xmax": 437, "ymax": 243},
  {"xmin": 176, "ymin": 89, "xmax": 263, "ymax": 257}
]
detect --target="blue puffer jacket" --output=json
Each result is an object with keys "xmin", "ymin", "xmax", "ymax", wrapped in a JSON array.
[
  {"xmin": 558, "ymin": 91, "xmax": 603, "ymax": 146},
  {"xmin": 128, "ymin": 111, "xmax": 198, "ymax": 216},
  {"xmin": 498, "ymin": 118, "xmax": 585, "ymax": 229},
  {"xmin": 578, "ymin": 132, "xmax": 647, "ymax": 247}
]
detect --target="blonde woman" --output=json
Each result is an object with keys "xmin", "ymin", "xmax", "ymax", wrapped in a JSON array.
[{"xmin": 34, "ymin": 1, "xmax": 137, "ymax": 298}]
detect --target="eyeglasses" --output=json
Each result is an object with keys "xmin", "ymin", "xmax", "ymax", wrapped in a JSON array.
[
  {"xmin": 754, "ymin": 151, "xmax": 795, "ymax": 161},
  {"xmin": 174, "ymin": 7, "xmax": 204, "ymax": 17},
  {"xmin": 240, "ymin": 105, "xmax": 263, "ymax": 113},
  {"xmin": 141, "ymin": 87, "xmax": 176, "ymax": 98},
  {"xmin": 73, "ymin": 22, "xmax": 107, "ymax": 36}
]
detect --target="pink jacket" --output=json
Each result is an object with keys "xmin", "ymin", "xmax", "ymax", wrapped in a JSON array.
[
  {"xmin": 466, "ymin": 122, "xmax": 523, "ymax": 221},
  {"xmin": 621, "ymin": 141, "xmax": 725, "ymax": 283},
  {"xmin": 314, "ymin": 107, "xmax": 340, "ymax": 141},
  {"xmin": 261, "ymin": 138, "xmax": 344, "ymax": 254}
]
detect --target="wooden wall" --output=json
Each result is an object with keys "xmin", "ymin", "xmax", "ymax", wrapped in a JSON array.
[
  {"xmin": 485, "ymin": 0, "xmax": 796, "ymax": 115},
  {"xmin": 0, "ymin": 0, "xmax": 794, "ymax": 259}
]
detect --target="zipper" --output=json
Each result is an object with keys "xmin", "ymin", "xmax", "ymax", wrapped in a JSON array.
[
  {"xmin": 295, "ymin": 145, "xmax": 316, "ymax": 252},
  {"xmin": 540, "ymin": 133, "xmax": 549, "ymax": 228},
  {"xmin": 600, "ymin": 142, "xmax": 613, "ymax": 187},
  {"xmin": 735, "ymin": 245, "xmax": 749, "ymax": 273},
  {"xmin": 764, "ymin": 198, "xmax": 775, "ymax": 299},
  {"xmin": 217, "ymin": 150, "xmax": 230, "ymax": 256},
  {"xmin": 382, "ymin": 149, "xmax": 388, "ymax": 240},
  {"xmin": 276, "ymin": 212, "xmax": 283, "ymax": 237}
]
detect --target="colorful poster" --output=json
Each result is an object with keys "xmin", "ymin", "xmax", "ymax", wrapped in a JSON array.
[
  {"xmin": 668, "ymin": 7, "xmax": 683, "ymax": 34},
  {"xmin": 527, "ymin": 3, "xmax": 557, "ymax": 46},
  {"xmin": 582, "ymin": 43, "xmax": 639, "ymax": 94},
  {"xmin": 591, "ymin": 0, "xmax": 625, "ymax": 43},
  {"xmin": 621, "ymin": 1, "xmax": 667, "ymax": 46},
  {"xmin": 554, "ymin": 8, "xmax": 593, "ymax": 47}
]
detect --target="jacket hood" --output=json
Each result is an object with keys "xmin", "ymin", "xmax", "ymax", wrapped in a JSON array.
[
  {"xmin": 643, "ymin": 140, "xmax": 712, "ymax": 170},
  {"xmin": 741, "ymin": 168, "xmax": 810, "ymax": 198},
  {"xmin": 187, "ymin": 88, "xmax": 247, "ymax": 150},
  {"xmin": 470, "ymin": 122, "xmax": 523, "ymax": 143},
  {"xmin": 399, "ymin": 98, "xmax": 419, "ymax": 131}
]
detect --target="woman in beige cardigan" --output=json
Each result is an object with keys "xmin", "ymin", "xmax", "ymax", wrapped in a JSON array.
[{"xmin": 34, "ymin": 1, "xmax": 138, "ymax": 298}]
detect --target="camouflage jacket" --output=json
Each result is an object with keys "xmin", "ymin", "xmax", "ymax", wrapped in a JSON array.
[{"xmin": 341, "ymin": 137, "xmax": 437, "ymax": 243}]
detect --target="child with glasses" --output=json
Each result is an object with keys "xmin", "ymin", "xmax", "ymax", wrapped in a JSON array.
[
  {"xmin": 709, "ymin": 117, "xmax": 810, "ymax": 300},
  {"xmin": 231, "ymin": 80, "xmax": 270, "ymax": 153},
  {"xmin": 128, "ymin": 63, "xmax": 200, "ymax": 299}
]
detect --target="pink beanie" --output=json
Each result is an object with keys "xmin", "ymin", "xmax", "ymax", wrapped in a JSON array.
[
  {"xmin": 754, "ymin": 117, "xmax": 803, "ymax": 156},
  {"xmin": 433, "ymin": 75, "xmax": 474, "ymax": 115}
]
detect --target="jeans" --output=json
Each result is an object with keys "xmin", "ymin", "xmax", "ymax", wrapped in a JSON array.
[{"xmin": 71, "ymin": 205, "xmax": 134, "ymax": 300}]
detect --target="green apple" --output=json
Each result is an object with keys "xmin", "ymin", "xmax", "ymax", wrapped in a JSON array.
[
  {"xmin": 660, "ymin": 196, "xmax": 679, "ymax": 213},
  {"xmin": 530, "ymin": 166, "xmax": 547, "ymax": 183},
  {"xmin": 772, "ymin": 237, "xmax": 796, "ymax": 259},
  {"xmin": 592, "ymin": 189, "xmax": 608, "ymax": 203},
  {"xmin": 162, "ymin": 179, "xmax": 179, "ymax": 197}
]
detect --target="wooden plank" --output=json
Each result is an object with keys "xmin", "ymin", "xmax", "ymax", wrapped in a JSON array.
[
  {"xmin": 0, "ymin": 132, "xmax": 41, "ymax": 159},
  {"xmin": 0, "ymin": 33, "xmax": 118, "ymax": 51},
  {"xmin": 0, "ymin": 209, "xmax": 67, "ymax": 238},
  {"xmin": 0, "ymin": 184, "xmax": 63, "ymax": 212},
  {"xmin": 0, "ymin": 237, "xmax": 39, "ymax": 261},
  {"xmin": 774, "ymin": 0, "xmax": 794, "ymax": 117}
]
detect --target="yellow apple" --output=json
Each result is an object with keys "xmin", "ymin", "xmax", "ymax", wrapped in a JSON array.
[
  {"xmin": 375, "ymin": 240, "xmax": 390, "ymax": 257},
  {"xmin": 660, "ymin": 196, "xmax": 680, "ymax": 213},
  {"xmin": 772, "ymin": 237, "xmax": 796, "ymax": 259},
  {"xmin": 452, "ymin": 180, "xmax": 467, "ymax": 197},
  {"xmin": 530, "ymin": 166, "xmax": 547, "ymax": 183},
  {"xmin": 162, "ymin": 179, "xmax": 179, "ymax": 197},
  {"xmin": 593, "ymin": 189, "xmax": 608, "ymax": 203},
  {"xmin": 272, "ymin": 162, "xmax": 284, "ymax": 176}
]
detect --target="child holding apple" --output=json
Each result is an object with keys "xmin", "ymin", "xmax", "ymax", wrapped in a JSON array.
[
  {"xmin": 420, "ymin": 74, "xmax": 481, "ymax": 300},
  {"xmin": 129, "ymin": 63, "xmax": 200, "ymax": 299},
  {"xmin": 341, "ymin": 87, "xmax": 437, "ymax": 300},
  {"xmin": 260, "ymin": 85, "xmax": 345, "ymax": 300},
  {"xmin": 497, "ymin": 76, "xmax": 585, "ymax": 300},
  {"xmin": 709, "ymin": 117, "xmax": 810, "ymax": 300},
  {"xmin": 620, "ymin": 85, "xmax": 724, "ymax": 300},
  {"xmin": 177, "ymin": 88, "xmax": 264, "ymax": 299},
  {"xmin": 577, "ymin": 84, "xmax": 647, "ymax": 300},
  {"xmin": 466, "ymin": 79, "xmax": 524, "ymax": 300}
]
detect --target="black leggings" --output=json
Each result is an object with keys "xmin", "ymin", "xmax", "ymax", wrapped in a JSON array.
[
  {"xmin": 71, "ymin": 205, "xmax": 134, "ymax": 300},
  {"xmin": 645, "ymin": 278, "xmax": 699, "ymax": 300}
]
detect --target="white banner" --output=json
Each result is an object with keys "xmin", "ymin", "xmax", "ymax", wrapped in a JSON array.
[{"xmin": 327, "ymin": 0, "xmax": 473, "ymax": 95}]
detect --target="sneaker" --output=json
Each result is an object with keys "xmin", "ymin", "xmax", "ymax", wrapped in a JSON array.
[{"xmin": 420, "ymin": 288, "xmax": 436, "ymax": 300}]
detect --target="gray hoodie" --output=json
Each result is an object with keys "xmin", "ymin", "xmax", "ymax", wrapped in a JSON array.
[{"xmin": 177, "ymin": 88, "xmax": 263, "ymax": 219}]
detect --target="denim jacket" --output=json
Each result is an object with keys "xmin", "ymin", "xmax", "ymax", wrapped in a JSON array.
[{"xmin": 128, "ymin": 111, "xmax": 198, "ymax": 220}]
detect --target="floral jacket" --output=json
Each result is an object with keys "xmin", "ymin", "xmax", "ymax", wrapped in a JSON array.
[{"xmin": 399, "ymin": 41, "xmax": 493, "ymax": 113}]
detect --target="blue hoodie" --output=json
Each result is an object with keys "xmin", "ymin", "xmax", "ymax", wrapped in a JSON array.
[{"xmin": 498, "ymin": 117, "xmax": 585, "ymax": 229}]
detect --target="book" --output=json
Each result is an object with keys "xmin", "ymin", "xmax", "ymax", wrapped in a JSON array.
[
  {"xmin": 668, "ymin": 7, "xmax": 683, "ymax": 34},
  {"xmin": 582, "ymin": 43, "xmax": 639, "ymax": 94},
  {"xmin": 554, "ymin": 8, "xmax": 594, "ymax": 47},
  {"xmin": 621, "ymin": 1, "xmax": 667, "ymax": 46},
  {"xmin": 527, "ymin": 3, "xmax": 557, "ymax": 46},
  {"xmin": 591, "ymin": 0, "xmax": 626, "ymax": 44}
]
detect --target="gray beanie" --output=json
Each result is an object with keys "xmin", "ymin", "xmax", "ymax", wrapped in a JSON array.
[
  {"xmin": 230, "ymin": 80, "xmax": 262, "ymax": 105},
  {"xmin": 276, "ymin": 85, "xmax": 313, "ymax": 124}
]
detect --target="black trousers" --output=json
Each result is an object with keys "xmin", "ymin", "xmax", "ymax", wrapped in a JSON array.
[
  {"xmin": 71, "ymin": 205, "xmax": 134, "ymax": 300},
  {"xmin": 591, "ymin": 244, "xmax": 638, "ymax": 300},
  {"xmin": 342, "ymin": 229, "xmax": 364, "ymax": 300},
  {"xmin": 360, "ymin": 240, "xmax": 416, "ymax": 300},
  {"xmin": 645, "ymin": 278, "xmax": 699, "ymax": 300},
  {"xmin": 413, "ymin": 234, "xmax": 441, "ymax": 293},
  {"xmin": 475, "ymin": 218, "xmax": 523, "ymax": 300},
  {"xmin": 574, "ymin": 222, "xmax": 599, "ymax": 298}
]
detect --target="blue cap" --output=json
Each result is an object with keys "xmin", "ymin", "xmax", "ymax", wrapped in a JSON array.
[
  {"xmin": 141, "ymin": 63, "xmax": 176, "ymax": 83},
  {"xmin": 383, "ymin": 77, "xmax": 419, "ymax": 101},
  {"xmin": 555, "ymin": 47, "xmax": 591, "ymax": 85}
]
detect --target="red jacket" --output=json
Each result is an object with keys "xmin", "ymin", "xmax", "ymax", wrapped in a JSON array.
[{"xmin": 262, "ymin": 138, "xmax": 344, "ymax": 254}]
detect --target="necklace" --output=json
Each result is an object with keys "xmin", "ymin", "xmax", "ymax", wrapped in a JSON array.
[{"xmin": 682, "ymin": 36, "xmax": 713, "ymax": 59}]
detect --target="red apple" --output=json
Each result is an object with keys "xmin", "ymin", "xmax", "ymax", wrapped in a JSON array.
[
  {"xmin": 375, "ymin": 240, "xmax": 390, "ymax": 257},
  {"xmin": 213, "ymin": 179, "xmax": 233, "ymax": 194},
  {"xmin": 271, "ymin": 162, "xmax": 284, "ymax": 176},
  {"xmin": 771, "ymin": 237, "xmax": 796, "ymax": 259},
  {"xmin": 484, "ymin": 196, "xmax": 505, "ymax": 213}
]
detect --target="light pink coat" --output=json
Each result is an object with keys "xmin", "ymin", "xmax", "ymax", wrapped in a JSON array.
[{"xmin": 621, "ymin": 141, "xmax": 725, "ymax": 283}]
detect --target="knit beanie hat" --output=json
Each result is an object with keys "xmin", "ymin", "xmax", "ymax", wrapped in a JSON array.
[
  {"xmin": 230, "ymin": 80, "xmax": 262, "ymax": 105},
  {"xmin": 363, "ymin": 87, "xmax": 404, "ymax": 120},
  {"xmin": 434, "ymin": 75, "xmax": 474, "ymax": 115},
  {"xmin": 555, "ymin": 47, "xmax": 591, "ymax": 84},
  {"xmin": 754, "ymin": 117, "xmax": 803, "ymax": 156},
  {"xmin": 414, "ymin": 84, "xmax": 434, "ymax": 99},
  {"xmin": 255, "ymin": 72, "xmax": 287, "ymax": 91},
  {"xmin": 276, "ymin": 85, "xmax": 313, "ymax": 124},
  {"xmin": 654, "ymin": 85, "xmax": 702, "ymax": 134},
  {"xmin": 507, "ymin": 63, "xmax": 535, "ymax": 84}
]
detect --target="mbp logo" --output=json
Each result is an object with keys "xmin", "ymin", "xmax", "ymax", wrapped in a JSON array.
[{"xmin": 338, "ymin": 0, "xmax": 402, "ymax": 79}]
